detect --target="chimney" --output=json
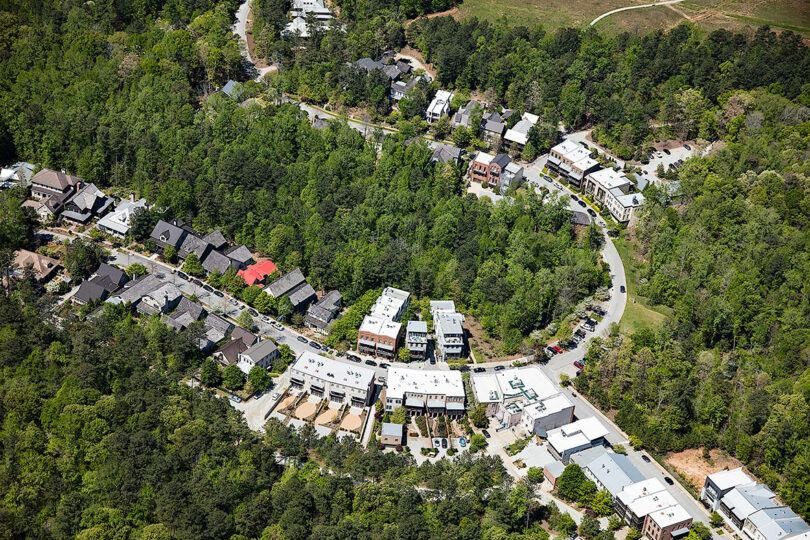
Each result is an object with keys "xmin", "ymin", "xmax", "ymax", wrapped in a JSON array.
[{"xmin": 130, "ymin": 191, "xmax": 136, "ymax": 202}]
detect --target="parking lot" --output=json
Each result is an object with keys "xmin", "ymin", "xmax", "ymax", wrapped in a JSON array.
[{"xmin": 639, "ymin": 143, "xmax": 696, "ymax": 183}]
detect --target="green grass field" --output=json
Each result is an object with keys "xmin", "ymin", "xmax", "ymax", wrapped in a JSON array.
[
  {"xmin": 613, "ymin": 236, "xmax": 672, "ymax": 334},
  {"xmin": 455, "ymin": 0, "xmax": 810, "ymax": 36}
]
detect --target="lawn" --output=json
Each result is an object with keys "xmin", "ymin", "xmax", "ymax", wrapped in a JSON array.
[
  {"xmin": 454, "ymin": 0, "xmax": 810, "ymax": 36},
  {"xmin": 613, "ymin": 235, "xmax": 671, "ymax": 333}
]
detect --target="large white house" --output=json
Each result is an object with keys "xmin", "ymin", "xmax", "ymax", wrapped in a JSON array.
[
  {"xmin": 546, "ymin": 417, "xmax": 608, "ymax": 463},
  {"xmin": 289, "ymin": 351, "xmax": 375, "ymax": 406},
  {"xmin": 426, "ymin": 90, "xmax": 453, "ymax": 123},
  {"xmin": 97, "ymin": 196, "xmax": 147, "ymax": 238},
  {"xmin": 583, "ymin": 168, "xmax": 645, "ymax": 223},
  {"xmin": 547, "ymin": 140, "xmax": 600, "ymax": 188},
  {"xmin": 385, "ymin": 366, "xmax": 465, "ymax": 416}
]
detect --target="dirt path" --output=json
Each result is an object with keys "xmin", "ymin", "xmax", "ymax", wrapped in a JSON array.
[
  {"xmin": 405, "ymin": 6, "xmax": 459, "ymax": 27},
  {"xmin": 396, "ymin": 46, "xmax": 437, "ymax": 79}
]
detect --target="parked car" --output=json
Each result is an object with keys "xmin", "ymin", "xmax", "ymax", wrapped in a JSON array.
[
  {"xmin": 213, "ymin": 290, "xmax": 224, "ymax": 297},
  {"xmin": 473, "ymin": 367, "xmax": 486, "ymax": 373},
  {"xmin": 272, "ymin": 322, "xmax": 284, "ymax": 330},
  {"xmin": 546, "ymin": 346, "xmax": 557, "ymax": 356},
  {"xmin": 348, "ymin": 355, "xmax": 361, "ymax": 363},
  {"xmin": 379, "ymin": 363, "xmax": 390, "ymax": 369},
  {"xmin": 494, "ymin": 365, "xmax": 505, "ymax": 372},
  {"xmin": 663, "ymin": 148, "xmax": 671, "ymax": 155},
  {"xmin": 620, "ymin": 285, "xmax": 626, "ymax": 293},
  {"xmin": 482, "ymin": 429, "xmax": 491, "ymax": 438},
  {"xmin": 587, "ymin": 208, "xmax": 597, "ymax": 217},
  {"xmin": 459, "ymin": 438, "xmax": 466, "ymax": 447},
  {"xmin": 297, "ymin": 336, "xmax": 308, "ymax": 344},
  {"xmin": 178, "ymin": 272, "xmax": 188, "ymax": 280},
  {"xmin": 641, "ymin": 455, "xmax": 651, "ymax": 463},
  {"xmin": 248, "ymin": 308, "xmax": 259, "ymax": 317},
  {"xmin": 271, "ymin": 392, "xmax": 280, "ymax": 400},
  {"xmin": 574, "ymin": 360, "xmax": 584, "ymax": 369},
  {"xmin": 683, "ymin": 144, "xmax": 691, "ymax": 150},
  {"xmin": 570, "ymin": 194, "xmax": 578, "ymax": 201},
  {"xmin": 553, "ymin": 345, "xmax": 563, "ymax": 354},
  {"xmin": 229, "ymin": 298, "xmax": 239, "ymax": 306},
  {"xmin": 664, "ymin": 476, "xmax": 674, "ymax": 485},
  {"xmin": 365, "ymin": 359, "xmax": 377, "ymax": 367},
  {"xmin": 228, "ymin": 394, "xmax": 242, "ymax": 403},
  {"xmin": 308, "ymin": 341, "xmax": 321, "ymax": 350},
  {"xmin": 441, "ymin": 439, "xmax": 448, "ymax": 449},
  {"xmin": 202, "ymin": 284, "xmax": 213, "ymax": 292},
  {"xmin": 577, "ymin": 200, "xmax": 587, "ymax": 208}
]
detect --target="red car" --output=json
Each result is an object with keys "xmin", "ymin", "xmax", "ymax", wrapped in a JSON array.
[
  {"xmin": 574, "ymin": 360, "xmax": 584, "ymax": 369},
  {"xmin": 553, "ymin": 345, "xmax": 563, "ymax": 354}
]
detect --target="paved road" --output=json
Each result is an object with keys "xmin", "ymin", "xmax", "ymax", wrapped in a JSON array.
[
  {"xmin": 589, "ymin": 0, "xmax": 685, "ymax": 26},
  {"xmin": 232, "ymin": 0, "xmax": 275, "ymax": 81}
]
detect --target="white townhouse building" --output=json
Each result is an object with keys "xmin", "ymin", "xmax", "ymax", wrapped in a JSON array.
[
  {"xmin": 289, "ymin": 351, "xmax": 375, "ymax": 407},
  {"xmin": 385, "ymin": 366, "xmax": 465, "ymax": 416}
]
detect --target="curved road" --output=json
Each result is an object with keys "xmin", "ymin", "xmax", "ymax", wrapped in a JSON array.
[
  {"xmin": 589, "ymin": 0, "xmax": 684, "ymax": 26},
  {"xmin": 233, "ymin": 0, "xmax": 275, "ymax": 80}
]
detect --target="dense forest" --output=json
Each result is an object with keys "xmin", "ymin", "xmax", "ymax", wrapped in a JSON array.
[{"xmin": 576, "ymin": 88, "xmax": 810, "ymax": 518}]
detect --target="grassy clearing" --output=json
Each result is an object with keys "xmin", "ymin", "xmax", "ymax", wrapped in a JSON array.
[
  {"xmin": 456, "ymin": 0, "xmax": 647, "ymax": 29},
  {"xmin": 613, "ymin": 235, "xmax": 671, "ymax": 333}
]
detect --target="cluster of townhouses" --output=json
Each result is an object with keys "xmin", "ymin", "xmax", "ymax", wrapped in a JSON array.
[
  {"xmin": 384, "ymin": 366, "xmax": 465, "ymax": 416},
  {"xmin": 357, "ymin": 287, "xmax": 410, "ymax": 358},
  {"xmin": 548, "ymin": 141, "xmax": 646, "ymax": 223},
  {"xmin": 701, "ymin": 468, "xmax": 809, "ymax": 540},
  {"xmin": 150, "ymin": 218, "xmax": 255, "ymax": 275},
  {"xmin": 468, "ymin": 151, "xmax": 525, "ymax": 194},
  {"xmin": 289, "ymin": 351, "xmax": 376, "ymax": 407},
  {"xmin": 25, "ymin": 168, "xmax": 116, "ymax": 224}
]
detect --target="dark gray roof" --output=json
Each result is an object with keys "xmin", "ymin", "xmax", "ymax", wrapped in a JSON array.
[
  {"xmin": 201, "ymin": 250, "xmax": 234, "ymax": 275},
  {"xmin": 288, "ymin": 282, "xmax": 316, "ymax": 308},
  {"xmin": 150, "ymin": 220, "xmax": 188, "ymax": 249},
  {"xmin": 96, "ymin": 263, "xmax": 128, "ymax": 288},
  {"xmin": 178, "ymin": 234, "xmax": 212, "ymax": 260},
  {"xmin": 175, "ymin": 297, "xmax": 205, "ymax": 320},
  {"xmin": 482, "ymin": 118, "xmax": 505, "ymax": 134},
  {"xmin": 313, "ymin": 116, "xmax": 329, "ymax": 130},
  {"xmin": 356, "ymin": 57, "xmax": 382, "ymax": 72},
  {"xmin": 202, "ymin": 230, "xmax": 228, "ymax": 250},
  {"xmin": 225, "ymin": 245, "xmax": 253, "ymax": 265},
  {"xmin": 431, "ymin": 143, "xmax": 462, "ymax": 164},
  {"xmin": 74, "ymin": 280, "xmax": 109, "ymax": 304},
  {"xmin": 396, "ymin": 61, "xmax": 411, "ymax": 73},
  {"xmin": 265, "ymin": 268, "xmax": 306, "ymax": 297},
  {"xmin": 231, "ymin": 326, "xmax": 258, "ymax": 347},
  {"xmin": 492, "ymin": 153, "xmax": 511, "ymax": 168},
  {"xmin": 241, "ymin": 339, "xmax": 278, "ymax": 363},
  {"xmin": 570, "ymin": 211, "xmax": 591, "ymax": 226}
]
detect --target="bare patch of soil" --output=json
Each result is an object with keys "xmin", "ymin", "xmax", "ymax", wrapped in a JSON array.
[{"xmin": 665, "ymin": 447, "xmax": 745, "ymax": 492}]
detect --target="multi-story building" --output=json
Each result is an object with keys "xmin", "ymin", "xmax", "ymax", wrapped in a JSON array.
[
  {"xmin": 468, "ymin": 152, "xmax": 524, "ymax": 192},
  {"xmin": 583, "ymin": 168, "xmax": 646, "ymax": 223},
  {"xmin": 431, "ymin": 300, "xmax": 465, "ymax": 361},
  {"xmin": 643, "ymin": 503, "xmax": 693, "ymax": 540},
  {"xmin": 406, "ymin": 320, "xmax": 428, "ymax": 360},
  {"xmin": 547, "ymin": 140, "xmax": 601, "ymax": 188},
  {"xmin": 546, "ymin": 417, "xmax": 609, "ymax": 463},
  {"xmin": 743, "ymin": 507, "xmax": 810, "ymax": 540},
  {"xmin": 30, "ymin": 168, "xmax": 82, "ymax": 200},
  {"xmin": 700, "ymin": 467, "xmax": 755, "ymax": 511},
  {"xmin": 503, "ymin": 112, "xmax": 539, "ymax": 151},
  {"xmin": 426, "ymin": 90, "xmax": 453, "ymax": 123},
  {"xmin": 615, "ymin": 478, "xmax": 673, "ymax": 530},
  {"xmin": 61, "ymin": 183, "xmax": 114, "ymax": 224},
  {"xmin": 718, "ymin": 485, "xmax": 778, "ymax": 533},
  {"xmin": 357, "ymin": 315, "xmax": 402, "ymax": 359},
  {"xmin": 385, "ymin": 366, "xmax": 465, "ymax": 416},
  {"xmin": 305, "ymin": 290, "xmax": 342, "ymax": 333},
  {"xmin": 370, "ymin": 287, "xmax": 410, "ymax": 321},
  {"xmin": 283, "ymin": 0, "xmax": 333, "ymax": 37},
  {"xmin": 289, "ymin": 351, "xmax": 375, "ymax": 406},
  {"xmin": 572, "ymin": 448, "xmax": 645, "ymax": 500},
  {"xmin": 237, "ymin": 339, "xmax": 279, "ymax": 375},
  {"xmin": 470, "ymin": 366, "xmax": 574, "ymax": 435},
  {"xmin": 97, "ymin": 196, "xmax": 147, "ymax": 238}
]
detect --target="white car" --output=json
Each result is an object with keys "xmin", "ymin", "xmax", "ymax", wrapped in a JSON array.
[{"xmin": 271, "ymin": 392, "xmax": 280, "ymax": 401}]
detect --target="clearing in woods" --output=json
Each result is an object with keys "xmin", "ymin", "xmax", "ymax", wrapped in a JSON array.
[{"xmin": 665, "ymin": 447, "xmax": 745, "ymax": 491}]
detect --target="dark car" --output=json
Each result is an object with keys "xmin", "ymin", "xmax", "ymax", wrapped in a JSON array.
[
  {"xmin": 379, "ymin": 363, "xmax": 390, "ymax": 369},
  {"xmin": 494, "ymin": 365, "xmax": 505, "ymax": 372},
  {"xmin": 178, "ymin": 272, "xmax": 188, "ymax": 280},
  {"xmin": 348, "ymin": 355, "xmax": 361, "ymax": 363},
  {"xmin": 297, "ymin": 336, "xmax": 308, "ymax": 344},
  {"xmin": 641, "ymin": 455, "xmax": 651, "ymax": 463},
  {"xmin": 365, "ymin": 359, "xmax": 378, "ymax": 367},
  {"xmin": 574, "ymin": 360, "xmax": 584, "ymax": 369},
  {"xmin": 683, "ymin": 144, "xmax": 691, "ymax": 150},
  {"xmin": 191, "ymin": 278, "xmax": 203, "ymax": 287},
  {"xmin": 248, "ymin": 308, "xmax": 259, "ymax": 317},
  {"xmin": 578, "ymin": 200, "xmax": 587, "ymax": 208},
  {"xmin": 570, "ymin": 194, "xmax": 578, "ymax": 201},
  {"xmin": 664, "ymin": 476, "xmax": 674, "ymax": 485},
  {"xmin": 202, "ymin": 284, "xmax": 213, "ymax": 292},
  {"xmin": 441, "ymin": 439, "xmax": 448, "ymax": 449},
  {"xmin": 213, "ymin": 290, "xmax": 224, "ymax": 297},
  {"xmin": 546, "ymin": 346, "xmax": 557, "ymax": 356},
  {"xmin": 620, "ymin": 285, "xmax": 626, "ymax": 293},
  {"xmin": 587, "ymin": 208, "xmax": 597, "ymax": 217},
  {"xmin": 473, "ymin": 367, "xmax": 486, "ymax": 373},
  {"xmin": 481, "ymin": 429, "xmax": 491, "ymax": 438},
  {"xmin": 308, "ymin": 341, "xmax": 321, "ymax": 350},
  {"xmin": 663, "ymin": 148, "xmax": 671, "ymax": 155}
]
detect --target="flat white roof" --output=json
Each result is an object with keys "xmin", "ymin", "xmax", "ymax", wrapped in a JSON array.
[
  {"xmin": 618, "ymin": 478, "xmax": 667, "ymax": 506},
  {"xmin": 707, "ymin": 467, "xmax": 754, "ymax": 491},
  {"xmin": 369, "ymin": 287, "xmax": 409, "ymax": 320},
  {"xmin": 471, "ymin": 373, "xmax": 501, "ymax": 403},
  {"xmin": 613, "ymin": 191, "xmax": 645, "ymax": 209},
  {"xmin": 470, "ymin": 366, "xmax": 560, "ymax": 405},
  {"xmin": 524, "ymin": 393, "xmax": 574, "ymax": 420},
  {"xmin": 547, "ymin": 417, "xmax": 608, "ymax": 453},
  {"xmin": 648, "ymin": 503, "xmax": 691, "ymax": 528},
  {"xmin": 427, "ymin": 90, "xmax": 453, "ymax": 116},
  {"xmin": 291, "ymin": 351, "xmax": 375, "ymax": 391},
  {"xmin": 473, "ymin": 151, "xmax": 495, "ymax": 165},
  {"xmin": 359, "ymin": 315, "xmax": 401, "ymax": 340},
  {"xmin": 588, "ymin": 168, "xmax": 631, "ymax": 190},
  {"xmin": 552, "ymin": 140, "xmax": 581, "ymax": 155},
  {"xmin": 626, "ymin": 484, "xmax": 679, "ymax": 519},
  {"xmin": 387, "ymin": 366, "xmax": 464, "ymax": 400}
]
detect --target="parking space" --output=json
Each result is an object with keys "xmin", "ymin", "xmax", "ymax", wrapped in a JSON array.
[{"xmin": 640, "ymin": 143, "xmax": 696, "ymax": 183}]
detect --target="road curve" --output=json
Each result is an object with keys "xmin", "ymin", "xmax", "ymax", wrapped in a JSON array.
[
  {"xmin": 589, "ymin": 0, "xmax": 684, "ymax": 26},
  {"xmin": 232, "ymin": 0, "xmax": 275, "ymax": 81}
]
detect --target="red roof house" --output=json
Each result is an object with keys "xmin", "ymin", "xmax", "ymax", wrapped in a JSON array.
[{"xmin": 237, "ymin": 260, "xmax": 278, "ymax": 286}]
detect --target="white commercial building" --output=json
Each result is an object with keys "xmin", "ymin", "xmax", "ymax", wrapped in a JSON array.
[
  {"xmin": 370, "ymin": 287, "xmax": 410, "ymax": 321},
  {"xmin": 547, "ymin": 140, "xmax": 600, "ymax": 188},
  {"xmin": 546, "ymin": 416, "xmax": 608, "ymax": 463},
  {"xmin": 289, "ymin": 351, "xmax": 375, "ymax": 406},
  {"xmin": 385, "ymin": 366, "xmax": 465, "ymax": 416},
  {"xmin": 426, "ymin": 90, "xmax": 453, "ymax": 123},
  {"xmin": 583, "ymin": 168, "xmax": 645, "ymax": 223},
  {"xmin": 470, "ymin": 366, "xmax": 574, "ymax": 435}
]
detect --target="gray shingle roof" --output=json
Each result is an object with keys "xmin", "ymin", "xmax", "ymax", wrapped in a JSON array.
[
  {"xmin": 288, "ymin": 283, "xmax": 316, "ymax": 308},
  {"xmin": 265, "ymin": 268, "xmax": 306, "ymax": 298},
  {"xmin": 150, "ymin": 220, "xmax": 187, "ymax": 249},
  {"xmin": 225, "ymin": 244, "xmax": 253, "ymax": 265},
  {"xmin": 202, "ymin": 230, "xmax": 228, "ymax": 249},
  {"xmin": 74, "ymin": 280, "xmax": 109, "ymax": 304},
  {"xmin": 201, "ymin": 250, "xmax": 234, "ymax": 275},
  {"xmin": 178, "ymin": 234, "xmax": 212, "ymax": 260}
]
